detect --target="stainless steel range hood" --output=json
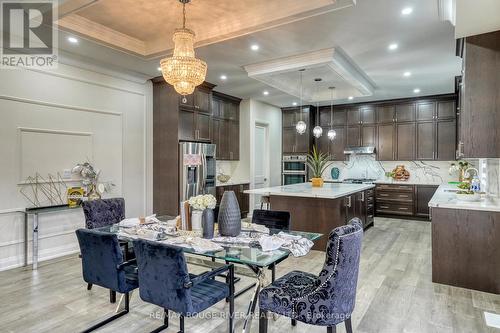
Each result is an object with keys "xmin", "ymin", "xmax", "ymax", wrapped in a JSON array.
[{"xmin": 344, "ymin": 146, "xmax": 376, "ymax": 155}]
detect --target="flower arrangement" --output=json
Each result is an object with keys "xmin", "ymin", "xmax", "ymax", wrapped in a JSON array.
[{"xmin": 188, "ymin": 194, "xmax": 217, "ymax": 211}]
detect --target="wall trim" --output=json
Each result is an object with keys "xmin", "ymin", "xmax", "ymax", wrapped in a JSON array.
[{"xmin": 0, "ymin": 229, "xmax": 80, "ymax": 248}]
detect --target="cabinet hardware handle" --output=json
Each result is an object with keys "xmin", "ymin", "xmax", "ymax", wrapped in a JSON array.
[
  {"xmin": 346, "ymin": 196, "xmax": 352, "ymax": 208},
  {"xmin": 380, "ymin": 193, "xmax": 389, "ymax": 197},
  {"xmin": 380, "ymin": 205, "xmax": 389, "ymax": 209},
  {"xmin": 361, "ymin": 192, "xmax": 365, "ymax": 202},
  {"xmin": 399, "ymin": 194, "xmax": 408, "ymax": 197},
  {"xmin": 399, "ymin": 207, "xmax": 408, "ymax": 210}
]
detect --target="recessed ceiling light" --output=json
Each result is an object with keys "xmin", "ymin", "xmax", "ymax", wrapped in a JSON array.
[
  {"xmin": 401, "ymin": 7, "xmax": 413, "ymax": 15},
  {"xmin": 348, "ymin": 96, "xmax": 354, "ymax": 100},
  {"xmin": 403, "ymin": 71, "xmax": 412, "ymax": 77},
  {"xmin": 388, "ymin": 43, "xmax": 399, "ymax": 51},
  {"xmin": 220, "ymin": 75, "xmax": 227, "ymax": 80},
  {"xmin": 67, "ymin": 37, "xmax": 78, "ymax": 44},
  {"xmin": 292, "ymin": 102, "xmax": 298, "ymax": 106},
  {"xmin": 251, "ymin": 44, "xmax": 259, "ymax": 51},
  {"xmin": 157, "ymin": 67, "xmax": 162, "ymax": 71},
  {"xmin": 413, "ymin": 88, "xmax": 421, "ymax": 93},
  {"xmin": 263, "ymin": 91, "xmax": 269, "ymax": 96}
]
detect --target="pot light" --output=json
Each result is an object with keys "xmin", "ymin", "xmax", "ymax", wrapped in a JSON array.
[
  {"xmin": 403, "ymin": 71, "xmax": 412, "ymax": 77},
  {"xmin": 413, "ymin": 88, "xmax": 421, "ymax": 93},
  {"xmin": 220, "ymin": 75, "xmax": 227, "ymax": 80},
  {"xmin": 67, "ymin": 37, "xmax": 78, "ymax": 44},
  {"xmin": 263, "ymin": 91, "xmax": 269, "ymax": 96},
  {"xmin": 251, "ymin": 44, "xmax": 259, "ymax": 51},
  {"xmin": 292, "ymin": 102, "xmax": 298, "ymax": 106},
  {"xmin": 401, "ymin": 7, "xmax": 413, "ymax": 15},
  {"xmin": 157, "ymin": 67, "xmax": 162, "ymax": 71},
  {"xmin": 388, "ymin": 43, "xmax": 399, "ymax": 51},
  {"xmin": 348, "ymin": 96, "xmax": 354, "ymax": 100}
]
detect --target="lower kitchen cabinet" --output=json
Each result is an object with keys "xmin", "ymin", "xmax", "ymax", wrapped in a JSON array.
[
  {"xmin": 354, "ymin": 188, "xmax": 375, "ymax": 229},
  {"xmin": 215, "ymin": 183, "xmax": 250, "ymax": 218},
  {"xmin": 375, "ymin": 184, "xmax": 438, "ymax": 219},
  {"xmin": 415, "ymin": 185, "xmax": 439, "ymax": 217}
]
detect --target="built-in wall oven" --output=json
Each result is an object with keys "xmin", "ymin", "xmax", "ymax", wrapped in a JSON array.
[{"xmin": 282, "ymin": 155, "xmax": 307, "ymax": 185}]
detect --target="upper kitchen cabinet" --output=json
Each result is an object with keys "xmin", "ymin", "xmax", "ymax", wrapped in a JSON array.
[
  {"xmin": 376, "ymin": 105, "xmax": 395, "ymax": 124},
  {"xmin": 458, "ymin": 30, "xmax": 500, "ymax": 158},
  {"xmin": 212, "ymin": 91, "xmax": 241, "ymax": 160},
  {"xmin": 395, "ymin": 103, "xmax": 415, "ymax": 122},
  {"xmin": 377, "ymin": 123, "xmax": 395, "ymax": 160},
  {"xmin": 319, "ymin": 106, "xmax": 332, "ymax": 127},
  {"xmin": 281, "ymin": 106, "xmax": 315, "ymax": 154},
  {"xmin": 347, "ymin": 108, "xmax": 360, "ymax": 125},
  {"xmin": 179, "ymin": 85, "xmax": 213, "ymax": 113},
  {"xmin": 360, "ymin": 106, "xmax": 376, "ymax": 124},
  {"xmin": 416, "ymin": 102, "xmax": 436, "ymax": 121},
  {"xmin": 333, "ymin": 108, "xmax": 347, "ymax": 125}
]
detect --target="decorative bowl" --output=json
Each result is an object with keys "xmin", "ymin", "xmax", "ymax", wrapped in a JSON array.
[
  {"xmin": 217, "ymin": 174, "xmax": 231, "ymax": 183},
  {"xmin": 455, "ymin": 192, "xmax": 481, "ymax": 202}
]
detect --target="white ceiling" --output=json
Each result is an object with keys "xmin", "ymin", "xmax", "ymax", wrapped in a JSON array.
[{"xmin": 55, "ymin": 0, "xmax": 463, "ymax": 107}]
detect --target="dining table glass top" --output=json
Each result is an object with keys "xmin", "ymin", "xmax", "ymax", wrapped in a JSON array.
[{"xmin": 95, "ymin": 216, "xmax": 322, "ymax": 268}]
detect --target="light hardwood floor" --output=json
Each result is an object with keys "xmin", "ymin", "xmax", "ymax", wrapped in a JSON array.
[{"xmin": 1, "ymin": 218, "xmax": 499, "ymax": 333}]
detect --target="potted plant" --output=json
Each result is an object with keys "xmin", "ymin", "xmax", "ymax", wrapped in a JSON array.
[
  {"xmin": 188, "ymin": 194, "xmax": 217, "ymax": 238},
  {"xmin": 306, "ymin": 145, "xmax": 330, "ymax": 187}
]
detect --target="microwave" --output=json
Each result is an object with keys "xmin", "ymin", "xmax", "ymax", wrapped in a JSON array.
[{"xmin": 282, "ymin": 155, "xmax": 307, "ymax": 173}]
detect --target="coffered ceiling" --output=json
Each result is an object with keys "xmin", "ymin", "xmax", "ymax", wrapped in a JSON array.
[{"xmin": 57, "ymin": 0, "xmax": 355, "ymax": 57}]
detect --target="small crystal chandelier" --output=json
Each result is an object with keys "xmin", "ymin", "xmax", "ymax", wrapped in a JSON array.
[
  {"xmin": 327, "ymin": 87, "xmax": 337, "ymax": 141},
  {"xmin": 296, "ymin": 69, "xmax": 307, "ymax": 135},
  {"xmin": 312, "ymin": 78, "xmax": 323, "ymax": 138},
  {"xmin": 160, "ymin": 0, "xmax": 207, "ymax": 95}
]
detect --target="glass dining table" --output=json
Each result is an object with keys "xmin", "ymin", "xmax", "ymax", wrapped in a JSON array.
[{"xmin": 95, "ymin": 217, "xmax": 322, "ymax": 333}]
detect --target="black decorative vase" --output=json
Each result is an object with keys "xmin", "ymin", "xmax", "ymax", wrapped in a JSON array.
[
  {"xmin": 218, "ymin": 191, "xmax": 241, "ymax": 236},
  {"xmin": 201, "ymin": 209, "xmax": 215, "ymax": 239}
]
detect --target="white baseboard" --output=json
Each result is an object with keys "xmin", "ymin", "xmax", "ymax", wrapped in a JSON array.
[{"xmin": 0, "ymin": 243, "xmax": 79, "ymax": 272}]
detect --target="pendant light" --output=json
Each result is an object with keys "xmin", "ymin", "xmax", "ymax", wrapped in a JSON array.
[
  {"xmin": 312, "ymin": 78, "xmax": 323, "ymax": 138},
  {"xmin": 160, "ymin": 0, "xmax": 207, "ymax": 96},
  {"xmin": 327, "ymin": 87, "xmax": 337, "ymax": 141},
  {"xmin": 296, "ymin": 69, "xmax": 307, "ymax": 135}
]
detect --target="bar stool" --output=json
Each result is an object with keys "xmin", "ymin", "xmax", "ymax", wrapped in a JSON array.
[{"xmin": 260, "ymin": 195, "xmax": 271, "ymax": 210}]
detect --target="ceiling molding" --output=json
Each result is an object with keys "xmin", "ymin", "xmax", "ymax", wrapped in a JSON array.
[
  {"xmin": 244, "ymin": 47, "xmax": 375, "ymax": 102},
  {"xmin": 437, "ymin": 0, "xmax": 456, "ymax": 26}
]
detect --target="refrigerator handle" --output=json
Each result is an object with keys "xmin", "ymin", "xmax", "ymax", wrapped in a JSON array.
[{"xmin": 201, "ymin": 153, "xmax": 207, "ymax": 193}]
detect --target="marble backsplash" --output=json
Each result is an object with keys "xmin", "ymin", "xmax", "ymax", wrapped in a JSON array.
[
  {"xmin": 323, "ymin": 155, "xmax": 461, "ymax": 184},
  {"xmin": 478, "ymin": 158, "xmax": 500, "ymax": 197}
]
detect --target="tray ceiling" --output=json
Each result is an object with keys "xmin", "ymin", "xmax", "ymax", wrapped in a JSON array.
[{"xmin": 56, "ymin": 0, "xmax": 356, "ymax": 58}]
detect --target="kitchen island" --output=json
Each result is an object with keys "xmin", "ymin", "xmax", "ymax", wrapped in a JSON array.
[{"xmin": 245, "ymin": 182, "xmax": 375, "ymax": 250}]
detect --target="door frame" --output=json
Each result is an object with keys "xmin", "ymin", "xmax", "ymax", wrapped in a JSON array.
[{"xmin": 250, "ymin": 121, "xmax": 271, "ymax": 213}]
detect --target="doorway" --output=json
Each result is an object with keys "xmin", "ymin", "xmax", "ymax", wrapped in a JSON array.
[{"xmin": 252, "ymin": 123, "xmax": 270, "ymax": 210}]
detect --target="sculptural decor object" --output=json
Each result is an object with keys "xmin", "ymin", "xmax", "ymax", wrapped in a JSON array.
[
  {"xmin": 217, "ymin": 191, "xmax": 241, "ymax": 237},
  {"xmin": 392, "ymin": 165, "xmax": 410, "ymax": 181}
]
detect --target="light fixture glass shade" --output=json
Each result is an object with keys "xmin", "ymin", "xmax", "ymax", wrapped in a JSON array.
[
  {"xmin": 313, "ymin": 126, "xmax": 323, "ymax": 138},
  {"xmin": 296, "ymin": 120, "xmax": 307, "ymax": 135},
  {"xmin": 160, "ymin": 28, "xmax": 207, "ymax": 95},
  {"xmin": 327, "ymin": 129, "xmax": 337, "ymax": 141}
]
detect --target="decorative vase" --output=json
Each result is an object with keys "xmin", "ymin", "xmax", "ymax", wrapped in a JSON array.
[
  {"xmin": 201, "ymin": 209, "xmax": 215, "ymax": 239},
  {"xmin": 217, "ymin": 191, "xmax": 241, "ymax": 237},
  {"xmin": 191, "ymin": 210, "xmax": 203, "ymax": 230},
  {"xmin": 311, "ymin": 177, "xmax": 324, "ymax": 187},
  {"xmin": 87, "ymin": 184, "xmax": 101, "ymax": 201}
]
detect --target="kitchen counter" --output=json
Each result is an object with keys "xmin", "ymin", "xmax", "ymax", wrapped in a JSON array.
[
  {"xmin": 216, "ymin": 180, "xmax": 250, "ymax": 187},
  {"xmin": 429, "ymin": 185, "xmax": 500, "ymax": 212},
  {"xmin": 245, "ymin": 182, "xmax": 375, "ymax": 199},
  {"xmin": 374, "ymin": 179, "xmax": 445, "ymax": 186}
]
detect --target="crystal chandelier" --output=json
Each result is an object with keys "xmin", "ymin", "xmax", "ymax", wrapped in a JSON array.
[
  {"xmin": 160, "ymin": 0, "xmax": 207, "ymax": 95},
  {"xmin": 327, "ymin": 87, "xmax": 337, "ymax": 141},
  {"xmin": 312, "ymin": 78, "xmax": 323, "ymax": 138},
  {"xmin": 296, "ymin": 69, "xmax": 307, "ymax": 135}
]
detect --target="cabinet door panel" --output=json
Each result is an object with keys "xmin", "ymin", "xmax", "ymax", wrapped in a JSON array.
[
  {"xmin": 212, "ymin": 119, "xmax": 221, "ymax": 158},
  {"xmin": 316, "ymin": 133, "xmax": 330, "ymax": 156},
  {"xmin": 395, "ymin": 103, "xmax": 415, "ymax": 122},
  {"xmin": 333, "ymin": 109, "xmax": 347, "ymax": 125},
  {"xmin": 376, "ymin": 105, "xmax": 395, "ymax": 123},
  {"xmin": 361, "ymin": 125, "xmax": 377, "ymax": 147},
  {"xmin": 415, "ymin": 185, "xmax": 438, "ymax": 217},
  {"xmin": 377, "ymin": 124, "xmax": 395, "ymax": 160},
  {"xmin": 229, "ymin": 120, "xmax": 240, "ymax": 160},
  {"xmin": 196, "ymin": 113, "xmax": 211, "ymax": 141},
  {"xmin": 282, "ymin": 111, "xmax": 296, "ymax": 127},
  {"xmin": 211, "ymin": 99, "xmax": 221, "ymax": 118},
  {"xmin": 416, "ymin": 102, "xmax": 436, "ymax": 121},
  {"xmin": 436, "ymin": 119, "xmax": 456, "ymax": 160},
  {"xmin": 396, "ymin": 122, "xmax": 416, "ymax": 160},
  {"xmin": 360, "ymin": 106, "xmax": 376, "ymax": 124},
  {"xmin": 179, "ymin": 94, "xmax": 195, "ymax": 109},
  {"xmin": 437, "ymin": 100, "xmax": 456, "ymax": 120},
  {"xmin": 179, "ymin": 110, "xmax": 196, "ymax": 141},
  {"xmin": 194, "ymin": 89, "xmax": 210, "ymax": 113},
  {"xmin": 319, "ymin": 107, "xmax": 332, "ymax": 127},
  {"xmin": 346, "ymin": 125, "xmax": 361, "ymax": 147},
  {"xmin": 218, "ymin": 120, "xmax": 231, "ymax": 160},
  {"xmin": 295, "ymin": 132, "xmax": 310, "ymax": 153},
  {"xmin": 282, "ymin": 128, "xmax": 296, "ymax": 153},
  {"xmin": 416, "ymin": 121, "xmax": 435, "ymax": 160},
  {"xmin": 223, "ymin": 102, "xmax": 238, "ymax": 120},
  {"xmin": 330, "ymin": 126, "xmax": 346, "ymax": 161},
  {"xmin": 347, "ymin": 108, "xmax": 360, "ymax": 125}
]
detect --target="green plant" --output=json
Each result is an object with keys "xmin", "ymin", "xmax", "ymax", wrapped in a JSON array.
[{"xmin": 306, "ymin": 146, "xmax": 330, "ymax": 178}]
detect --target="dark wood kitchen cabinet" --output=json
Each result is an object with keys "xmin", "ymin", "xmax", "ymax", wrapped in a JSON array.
[
  {"xmin": 346, "ymin": 125, "xmax": 361, "ymax": 147},
  {"xmin": 416, "ymin": 102, "xmax": 436, "ymax": 121},
  {"xmin": 457, "ymin": 30, "xmax": 500, "ymax": 158},
  {"xmin": 347, "ymin": 108, "xmax": 360, "ymax": 125},
  {"xmin": 179, "ymin": 87, "xmax": 211, "ymax": 113},
  {"xmin": 436, "ymin": 119, "xmax": 456, "ymax": 160},
  {"xmin": 216, "ymin": 183, "xmax": 250, "ymax": 218},
  {"xmin": 179, "ymin": 110, "xmax": 212, "ymax": 142},
  {"xmin": 377, "ymin": 124, "xmax": 395, "ymax": 160},
  {"xmin": 415, "ymin": 185, "xmax": 438, "ymax": 218},
  {"xmin": 395, "ymin": 103, "xmax": 415, "ymax": 122},
  {"xmin": 333, "ymin": 109, "xmax": 347, "ymax": 125},
  {"xmin": 330, "ymin": 126, "xmax": 346, "ymax": 160},
  {"xmin": 396, "ymin": 122, "xmax": 415, "ymax": 160},
  {"xmin": 355, "ymin": 189, "xmax": 375, "ymax": 229},
  {"xmin": 361, "ymin": 125, "xmax": 377, "ymax": 147},
  {"xmin": 281, "ymin": 106, "xmax": 315, "ymax": 154},
  {"xmin": 376, "ymin": 105, "xmax": 395, "ymax": 124},
  {"xmin": 212, "ymin": 92, "xmax": 241, "ymax": 160},
  {"xmin": 416, "ymin": 121, "xmax": 435, "ymax": 160},
  {"xmin": 360, "ymin": 106, "xmax": 376, "ymax": 124}
]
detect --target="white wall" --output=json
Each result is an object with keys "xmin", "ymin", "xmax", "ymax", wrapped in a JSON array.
[{"xmin": 0, "ymin": 59, "xmax": 152, "ymax": 271}]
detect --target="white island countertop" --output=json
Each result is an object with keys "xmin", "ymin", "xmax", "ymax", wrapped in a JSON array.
[
  {"xmin": 429, "ymin": 185, "xmax": 500, "ymax": 212},
  {"xmin": 244, "ymin": 182, "xmax": 375, "ymax": 200}
]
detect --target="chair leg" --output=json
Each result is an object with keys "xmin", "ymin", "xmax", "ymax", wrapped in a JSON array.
[
  {"xmin": 81, "ymin": 292, "xmax": 129, "ymax": 333},
  {"xmin": 270, "ymin": 264, "xmax": 276, "ymax": 282},
  {"xmin": 228, "ymin": 265, "xmax": 235, "ymax": 333},
  {"xmin": 259, "ymin": 309, "xmax": 268, "ymax": 333},
  {"xmin": 87, "ymin": 283, "xmax": 92, "ymax": 290},
  {"xmin": 291, "ymin": 319, "xmax": 296, "ymax": 326},
  {"xmin": 109, "ymin": 290, "xmax": 116, "ymax": 303},
  {"xmin": 327, "ymin": 326, "xmax": 336, "ymax": 333},
  {"xmin": 345, "ymin": 318, "xmax": 353, "ymax": 333},
  {"xmin": 150, "ymin": 309, "xmax": 169, "ymax": 333},
  {"xmin": 178, "ymin": 315, "xmax": 185, "ymax": 333}
]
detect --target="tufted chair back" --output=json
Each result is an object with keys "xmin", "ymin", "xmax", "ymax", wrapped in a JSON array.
[
  {"xmin": 133, "ymin": 239, "xmax": 194, "ymax": 315},
  {"xmin": 82, "ymin": 198, "xmax": 125, "ymax": 229}
]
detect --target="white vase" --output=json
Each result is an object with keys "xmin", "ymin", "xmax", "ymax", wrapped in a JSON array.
[{"xmin": 191, "ymin": 210, "xmax": 203, "ymax": 230}]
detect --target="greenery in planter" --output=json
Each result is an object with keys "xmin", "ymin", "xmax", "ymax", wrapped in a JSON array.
[{"xmin": 306, "ymin": 145, "xmax": 331, "ymax": 178}]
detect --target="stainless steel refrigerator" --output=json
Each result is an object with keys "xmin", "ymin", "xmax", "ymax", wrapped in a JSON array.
[{"xmin": 179, "ymin": 142, "xmax": 216, "ymax": 202}]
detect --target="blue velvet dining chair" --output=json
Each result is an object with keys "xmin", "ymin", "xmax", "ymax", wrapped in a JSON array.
[
  {"xmin": 259, "ymin": 218, "xmax": 364, "ymax": 333},
  {"xmin": 82, "ymin": 197, "xmax": 127, "ymax": 302},
  {"xmin": 75, "ymin": 229, "xmax": 138, "ymax": 333},
  {"xmin": 252, "ymin": 209, "xmax": 291, "ymax": 282},
  {"xmin": 133, "ymin": 239, "xmax": 235, "ymax": 333}
]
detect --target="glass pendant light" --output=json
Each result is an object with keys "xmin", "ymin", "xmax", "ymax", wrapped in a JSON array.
[
  {"xmin": 296, "ymin": 69, "xmax": 307, "ymax": 135},
  {"xmin": 327, "ymin": 87, "xmax": 337, "ymax": 141},
  {"xmin": 312, "ymin": 78, "xmax": 323, "ymax": 138}
]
